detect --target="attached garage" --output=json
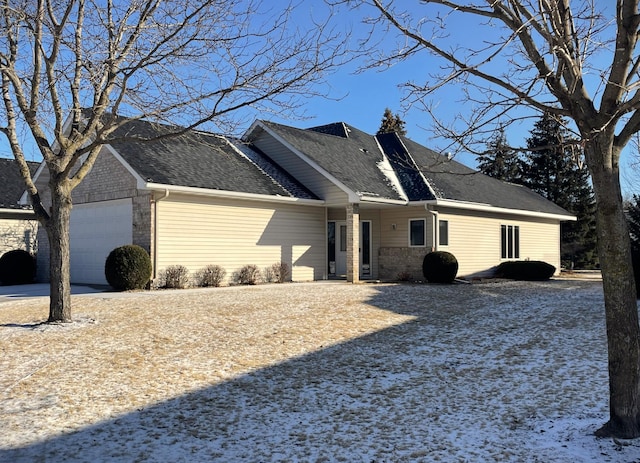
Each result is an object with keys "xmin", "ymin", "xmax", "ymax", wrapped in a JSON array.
[{"xmin": 70, "ymin": 199, "xmax": 133, "ymax": 285}]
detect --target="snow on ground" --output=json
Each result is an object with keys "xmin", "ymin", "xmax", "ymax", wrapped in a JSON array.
[{"xmin": 1, "ymin": 279, "xmax": 640, "ymax": 462}]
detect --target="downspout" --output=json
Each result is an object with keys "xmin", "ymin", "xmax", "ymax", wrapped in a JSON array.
[
  {"xmin": 324, "ymin": 206, "xmax": 328, "ymax": 280},
  {"xmin": 426, "ymin": 204, "xmax": 438, "ymax": 252},
  {"xmin": 153, "ymin": 189, "xmax": 170, "ymax": 279}
]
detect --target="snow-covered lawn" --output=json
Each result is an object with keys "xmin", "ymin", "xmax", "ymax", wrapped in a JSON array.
[{"xmin": 1, "ymin": 279, "xmax": 639, "ymax": 462}]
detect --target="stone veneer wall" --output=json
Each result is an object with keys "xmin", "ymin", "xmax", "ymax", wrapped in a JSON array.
[{"xmin": 378, "ymin": 247, "xmax": 429, "ymax": 281}]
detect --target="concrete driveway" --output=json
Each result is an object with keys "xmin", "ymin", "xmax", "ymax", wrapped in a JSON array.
[{"xmin": 0, "ymin": 283, "xmax": 108, "ymax": 303}]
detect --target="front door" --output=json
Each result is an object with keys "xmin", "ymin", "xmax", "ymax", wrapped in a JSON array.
[{"xmin": 328, "ymin": 221, "xmax": 371, "ymax": 278}]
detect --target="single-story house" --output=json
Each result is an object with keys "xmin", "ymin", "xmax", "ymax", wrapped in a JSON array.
[
  {"xmin": 30, "ymin": 118, "xmax": 575, "ymax": 285},
  {"xmin": 0, "ymin": 158, "xmax": 38, "ymax": 257}
]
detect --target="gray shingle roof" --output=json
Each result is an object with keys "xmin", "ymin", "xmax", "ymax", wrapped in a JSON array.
[
  {"xmin": 104, "ymin": 117, "xmax": 571, "ymax": 217},
  {"xmin": 395, "ymin": 134, "xmax": 572, "ymax": 216},
  {"xmin": 262, "ymin": 122, "xmax": 570, "ymax": 217},
  {"xmin": 108, "ymin": 119, "xmax": 317, "ymax": 200},
  {"xmin": 0, "ymin": 158, "xmax": 39, "ymax": 209},
  {"xmin": 260, "ymin": 121, "xmax": 405, "ymax": 201}
]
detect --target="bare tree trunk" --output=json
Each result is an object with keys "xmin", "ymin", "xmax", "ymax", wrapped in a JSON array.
[
  {"xmin": 587, "ymin": 141, "xmax": 640, "ymax": 438},
  {"xmin": 46, "ymin": 181, "xmax": 72, "ymax": 323}
]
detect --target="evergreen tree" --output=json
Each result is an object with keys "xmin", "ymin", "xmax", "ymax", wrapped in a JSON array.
[
  {"xmin": 524, "ymin": 112, "xmax": 598, "ymax": 268},
  {"xmin": 477, "ymin": 129, "xmax": 522, "ymax": 183},
  {"xmin": 377, "ymin": 108, "xmax": 407, "ymax": 136},
  {"xmin": 627, "ymin": 194, "xmax": 640, "ymax": 252}
]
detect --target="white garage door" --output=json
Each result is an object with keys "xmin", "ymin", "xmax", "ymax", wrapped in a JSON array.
[{"xmin": 70, "ymin": 199, "xmax": 133, "ymax": 285}]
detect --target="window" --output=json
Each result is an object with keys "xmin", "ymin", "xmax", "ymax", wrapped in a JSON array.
[
  {"xmin": 340, "ymin": 225, "xmax": 347, "ymax": 252},
  {"xmin": 328, "ymin": 222, "xmax": 336, "ymax": 275},
  {"xmin": 439, "ymin": 220, "xmax": 449, "ymax": 246},
  {"xmin": 361, "ymin": 221, "xmax": 371, "ymax": 276},
  {"xmin": 501, "ymin": 224, "xmax": 520, "ymax": 259},
  {"xmin": 409, "ymin": 219, "xmax": 426, "ymax": 247}
]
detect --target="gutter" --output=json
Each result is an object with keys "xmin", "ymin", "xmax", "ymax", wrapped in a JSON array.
[
  {"xmin": 0, "ymin": 207, "xmax": 36, "ymax": 216},
  {"xmin": 415, "ymin": 199, "xmax": 577, "ymax": 222},
  {"xmin": 359, "ymin": 195, "xmax": 407, "ymax": 206},
  {"xmin": 142, "ymin": 182, "xmax": 325, "ymax": 206}
]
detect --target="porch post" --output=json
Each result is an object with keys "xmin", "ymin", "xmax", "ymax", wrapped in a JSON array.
[{"xmin": 346, "ymin": 203, "xmax": 360, "ymax": 283}]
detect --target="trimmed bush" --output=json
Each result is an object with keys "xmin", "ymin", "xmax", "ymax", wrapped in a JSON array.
[
  {"xmin": 269, "ymin": 261, "xmax": 290, "ymax": 283},
  {"xmin": 162, "ymin": 265, "xmax": 190, "ymax": 289},
  {"xmin": 194, "ymin": 265, "xmax": 226, "ymax": 287},
  {"xmin": 235, "ymin": 264, "xmax": 261, "ymax": 285},
  {"xmin": 495, "ymin": 260, "xmax": 556, "ymax": 281},
  {"xmin": 104, "ymin": 245, "xmax": 152, "ymax": 291},
  {"xmin": 0, "ymin": 249, "xmax": 36, "ymax": 285},
  {"xmin": 422, "ymin": 251, "xmax": 458, "ymax": 283}
]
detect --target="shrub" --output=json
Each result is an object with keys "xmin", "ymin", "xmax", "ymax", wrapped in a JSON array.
[
  {"xmin": 422, "ymin": 251, "xmax": 458, "ymax": 283},
  {"xmin": 104, "ymin": 245, "xmax": 152, "ymax": 291},
  {"xmin": 396, "ymin": 271, "xmax": 411, "ymax": 282},
  {"xmin": 161, "ymin": 265, "xmax": 190, "ymax": 289},
  {"xmin": 194, "ymin": 265, "xmax": 226, "ymax": 287},
  {"xmin": 235, "ymin": 264, "xmax": 261, "ymax": 285},
  {"xmin": 270, "ymin": 261, "xmax": 290, "ymax": 283},
  {"xmin": 262, "ymin": 266, "xmax": 275, "ymax": 283},
  {"xmin": 495, "ymin": 260, "xmax": 556, "ymax": 281},
  {"xmin": 0, "ymin": 249, "xmax": 36, "ymax": 285}
]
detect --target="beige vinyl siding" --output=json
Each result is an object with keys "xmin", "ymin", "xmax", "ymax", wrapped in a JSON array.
[
  {"xmin": 518, "ymin": 218, "xmax": 561, "ymax": 269},
  {"xmin": 435, "ymin": 207, "xmax": 561, "ymax": 277},
  {"xmin": 156, "ymin": 195, "xmax": 326, "ymax": 283},
  {"xmin": 380, "ymin": 207, "xmax": 434, "ymax": 248},
  {"xmin": 252, "ymin": 131, "xmax": 349, "ymax": 205},
  {"xmin": 376, "ymin": 205, "xmax": 562, "ymax": 278},
  {"xmin": 327, "ymin": 208, "xmax": 345, "ymax": 221}
]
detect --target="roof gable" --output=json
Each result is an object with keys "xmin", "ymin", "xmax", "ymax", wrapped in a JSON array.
[
  {"xmin": 257, "ymin": 121, "xmax": 405, "ymax": 201},
  {"xmin": 108, "ymin": 119, "xmax": 317, "ymax": 200},
  {"xmin": 0, "ymin": 158, "xmax": 39, "ymax": 209}
]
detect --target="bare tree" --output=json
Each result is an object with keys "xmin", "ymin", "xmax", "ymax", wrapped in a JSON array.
[
  {"xmin": 353, "ymin": 0, "xmax": 640, "ymax": 438},
  {"xmin": 0, "ymin": 0, "xmax": 346, "ymax": 323}
]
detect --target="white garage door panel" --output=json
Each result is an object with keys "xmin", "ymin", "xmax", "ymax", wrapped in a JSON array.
[{"xmin": 70, "ymin": 199, "xmax": 133, "ymax": 285}]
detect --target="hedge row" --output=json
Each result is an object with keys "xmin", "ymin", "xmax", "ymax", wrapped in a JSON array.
[
  {"xmin": 104, "ymin": 245, "xmax": 292, "ymax": 291},
  {"xmin": 495, "ymin": 260, "xmax": 556, "ymax": 281}
]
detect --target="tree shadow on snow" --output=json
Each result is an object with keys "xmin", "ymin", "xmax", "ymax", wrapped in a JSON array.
[{"xmin": 0, "ymin": 280, "xmax": 608, "ymax": 462}]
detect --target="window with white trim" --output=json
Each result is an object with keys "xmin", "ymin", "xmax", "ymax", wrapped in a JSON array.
[
  {"xmin": 501, "ymin": 224, "xmax": 520, "ymax": 259},
  {"xmin": 409, "ymin": 219, "xmax": 426, "ymax": 247},
  {"xmin": 439, "ymin": 220, "xmax": 449, "ymax": 246}
]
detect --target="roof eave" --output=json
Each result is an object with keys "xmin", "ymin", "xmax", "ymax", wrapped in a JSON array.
[
  {"xmin": 0, "ymin": 207, "xmax": 35, "ymax": 216},
  {"xmin": 142, "ymin": 182, "xmax": 326, "ymax": 206},
  {"xmin": 416, "ymin": 199, "xmax": 577, "ymax": 221},
  {"xmin": 359, "ymin": 195, "xmax": 408, "ymax": 205}
]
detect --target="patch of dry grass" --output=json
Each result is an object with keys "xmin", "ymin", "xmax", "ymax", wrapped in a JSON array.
[{"xmin": 0, "ymin": 283, "xmax": 413, "ymax": 448}]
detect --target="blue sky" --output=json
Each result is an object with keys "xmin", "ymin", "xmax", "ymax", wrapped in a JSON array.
[{"xmin": 3, "ymin": 1, "xmax": 638, "ymax": 193}]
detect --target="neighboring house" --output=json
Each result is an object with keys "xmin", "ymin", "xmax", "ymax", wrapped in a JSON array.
[
  {"xmin": 32, "ymin": 118, "xmax": 575, "ymax": 285},
  {"xmin": 0, "ymin": 158, "xmax": 38, "ymax": 257}
]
